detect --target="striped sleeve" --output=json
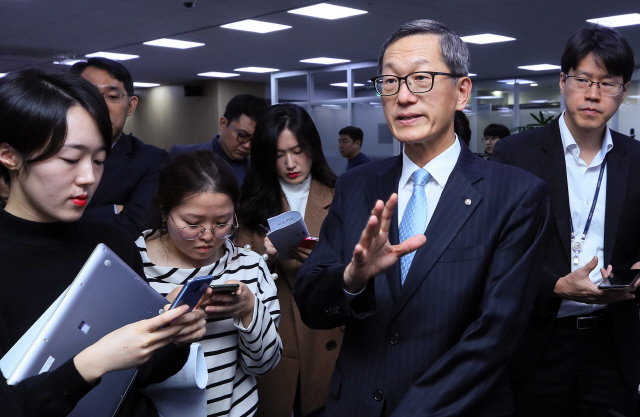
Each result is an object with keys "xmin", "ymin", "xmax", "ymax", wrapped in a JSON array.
[{"xmin": 233, "ymin": 255, "xmax": 282, "ymax": 376}]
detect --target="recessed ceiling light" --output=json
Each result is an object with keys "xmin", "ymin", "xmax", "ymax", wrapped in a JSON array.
[
  {"xmin": 288, "ymin": 3, "xmax": 367, "ymax": 20},
  {"xmin": 468, "ymin": 73, "xmax": 477, "ymax": 77},
  {"xmin": 85, "ymin": 52, "xmax": 139, "ymax": 60},
  {"xmin": 133, "ymin": 82, "xmax": 160, "ymax": 88},
  {"xmin": 461, "ymin": 34, "xmax": 515, "ymax": 44},
  {"xmin": 518, "ymin": 64, "xmax": 561, "ymax": 71},
  {"xmin": 587, "ymin": 13, "xmax": 640, "ymax": 27},
  {"xmin": 53, "ymin": 59, "xmax": 84, "ymax": 66},
  {"xmin": 477, "ymin": 96, "xmax": 503, "ymax": 99},
  {"xmin": 330, "ymin": 82, "xmax": 365, "ymax": 87},
  {"xmin": 497, "ymin": 79, "xmax": 534, "ymax": 85},
  {"xmin": 0, "ymin": 73, "xmax": 7, "ymax": 77},
  {"xmin": 530, "ymin": 83, "xmax": 539, "ymax": 87},
  {"xmin": 221, "ymin": 19, "xmax": 291, "ymax": 34},
  {"xmin": 300, "ymin": 57, "xmax": 350, "ymax": 65},
  {"xmin": 197, "ymin": 71, "xmax": 239, "ymax": 78},
  {"xmin": 529, "ymin": 99, "xmax": 550, "ymax": 103},
  {"xmin": 143, "ymin": 38, "xmax": 204, "ymax": 49},
  {"xmin": 321, "ymin": 104, "xmax": 342, "ymax": 108},
  {"xmin": 627, "ymin": 95, "xmax": 640, "ymax": 99},
  {"xmin": 234, "ymin": 67, "xmax": 279, "ymax": 73}
]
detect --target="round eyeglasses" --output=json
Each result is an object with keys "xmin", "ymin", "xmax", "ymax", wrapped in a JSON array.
[
  {"xmin": 228, "ymin": 123, "xmax": 252, "ymax": 144},
  {"xmin": 169, "ymin": 213, "xmax": 238, "ymax": 241},
  {"xmin": 564, "ymin": 75, "xmax": 624, "ymax": 96},
  {"xmin": 370, "ymin": 71, "xmax": 464, "ymax": 96}
]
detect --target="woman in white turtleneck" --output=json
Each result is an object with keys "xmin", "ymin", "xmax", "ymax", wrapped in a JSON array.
[{"xmin": 236, "ymin": 104, "xmax": 343, "ymax": 417}]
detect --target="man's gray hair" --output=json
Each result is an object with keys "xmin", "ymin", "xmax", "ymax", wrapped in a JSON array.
[{"xmin": 377, "ymin": 19, "xmax": 470, "ymax": 81}]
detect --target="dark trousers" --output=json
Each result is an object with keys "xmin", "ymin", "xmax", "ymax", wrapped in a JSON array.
[{"xmin": 513, "ymin": 312, "xmax": 636, "ymax": 417}]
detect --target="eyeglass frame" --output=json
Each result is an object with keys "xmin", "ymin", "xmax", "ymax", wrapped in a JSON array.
[
  {"xmin": 101, "ymin": 90, "xmax": 130, "ymax": 104},
  {"xmin": 168, "ymin": 213, "xmax": 238, "ymax": 241},
  {"xmin": 228, "ymin": 122, "xmax": 252, "ymax": 144},
  {"xmin": 370, "ymin": 71, "xmax": 466, "ymax": 96},
  {"xmin": 564, "ymin": 74, "xmax": 625, "ymax": 96}
]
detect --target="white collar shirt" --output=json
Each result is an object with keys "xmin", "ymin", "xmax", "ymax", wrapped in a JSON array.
[{"xmin": 558, "ymin": 111, "xmax": 613, "ymax": 317}]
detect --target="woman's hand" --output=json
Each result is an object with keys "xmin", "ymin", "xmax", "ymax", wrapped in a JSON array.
[
  {"xmin": 161, "ymin": 302, "xmax": 208, "ymax": 346},
  {"xmin": 263, "ymin": 236, "xmax": 277, "ymax": 265},
  {"xmin": 73, "ymin": 305, "xmax": 193, "ymax": 384},
  {"xmin": 204, "ymin": 280, "xmax": 256, "ymax": 328},
  {"xmin": 288, "ymin": 246, "xmax": 312, "ymax": 263}
]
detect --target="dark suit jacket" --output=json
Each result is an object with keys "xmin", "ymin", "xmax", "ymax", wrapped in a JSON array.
[
  {"xmin": 168, "ymin": 136, "xmax": 249, "ymax": 185},
  {"xmin": 82, "ymin": 133, "xmax": 169, "ymax": 239},
  {"xmin": 294, "ymin": 142, "xmax": 550, "ymax": 417},
  {"xmin": 492, "ymin": 118, "xmax": 640, "ymax": 388}
]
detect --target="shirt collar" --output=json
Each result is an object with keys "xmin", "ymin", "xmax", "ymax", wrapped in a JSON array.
[
  {"xmin": 559, "ymin": 111, "xmax": 613, "ymax": 164},
  {"xmin": 399, "ymin": 136, "xmax": 461, "ymax": 191}
]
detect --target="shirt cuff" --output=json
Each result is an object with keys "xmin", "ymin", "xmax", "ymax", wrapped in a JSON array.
[
  {"xmin": 113, "ymin": 204, "xmax": 119, "ymax": 214},
  {"xmin": 344, "ymin": 283, "xmax": 367, "ymax": 301}
]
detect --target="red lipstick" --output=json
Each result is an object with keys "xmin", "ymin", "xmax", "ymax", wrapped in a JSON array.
[
  {"xmin": 288, "ymin": 172, "xmax": 299, "ymax": 179},
  {"xmin": 71, "ymin": 195, "xmax": 88, "ymax": 207}
]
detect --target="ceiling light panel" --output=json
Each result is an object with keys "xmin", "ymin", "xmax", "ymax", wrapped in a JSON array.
[
  {"xmin": 234, "ymin": 67, "xmax": 279, "ymax": 73},
  {"xmin": 288, "ymin": 3, "xmax": 367, "ymax": 20},
  {"xmin": 461, "ymin": 34, "xmax": 515, "ymax": 44},
  {"xmin": 143, "ymin": 38, "xmax": 204, "ymax": 49},
  {"xmin": 330, "ymin": 82, "xmax": 364, "ymax": 87},
  {"xmin": 134, "ymin": 82, "xmax": 160, "ymax": 88},
  {"xmin": 221, "ymin": 19, "xmax": 291, "ymax": 34},
  {"xmin": 85, "ymin": 52, "xmax": 139, "ymax": 61},
  {"xmin": 587, "ymin": 13, "xmax": 640, "ymax": 27},
  {"xmin": 300, "ymin": 57, "xmax": 350, "ymax": 65},
  {"xmin": 197, "ymin": 71, "xmax": 239, "ymax": 78},
  {"xmin": 497, "ymin": 79, "xmax": 534, "ymax": 84},
  {"xmin": 518, "ymin": 64, "xmax": 560, "ymax": 71},
  {"xmin": 53, "ymin": 59, "xmax": 84, "ymax": 65}
]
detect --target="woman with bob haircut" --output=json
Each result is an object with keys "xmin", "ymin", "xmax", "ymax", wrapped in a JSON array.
[
  {"xmin": 136, "ymin": 150, "xmax": 282, "ymax": 417},
  {"xmin": 0, "ymin": 68, "xmax": 206, "ymax": 417},
  {"xmin": 236, "ymin": 103, "xmax": 342, "ymax": 417}
]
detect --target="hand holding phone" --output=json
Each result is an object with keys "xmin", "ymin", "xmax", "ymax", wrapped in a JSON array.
[
  {"xmin": 169, "ymin": 275, "xmax": 215, "ymax": 311},
  {"xmin": 210, "ymin": 283, "xmax": 240, "ymax": 294},
  {"xmin": 598, "ymin": 269, "xmax": 640, "ymax": 290}
]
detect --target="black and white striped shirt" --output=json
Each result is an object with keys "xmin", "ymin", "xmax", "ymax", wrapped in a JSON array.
[{"xmin": 136, "ymin": 231, "xmax": 282, "ymax": 417}]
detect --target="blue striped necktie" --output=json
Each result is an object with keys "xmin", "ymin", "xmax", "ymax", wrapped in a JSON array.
[{"xmin": 399, "ymin": 169, "xmax": 431, "ymax": 285}]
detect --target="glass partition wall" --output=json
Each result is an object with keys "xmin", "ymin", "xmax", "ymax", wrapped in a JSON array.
[{"xmin": 273, "ymin": 65, "xmax": 640, "ymax": 174}]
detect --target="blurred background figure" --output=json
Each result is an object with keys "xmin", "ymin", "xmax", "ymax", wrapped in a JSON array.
[
  {"xmin": 481, "ymin": 123, "xmax": 511, "ymax": 159},
  {"xmin": 454, "ymin": 110, "xmax": 471, "ymax": 147},
  {"xmin": 338, "ymin": 126, "xmax": 370, "ymax": 171}
]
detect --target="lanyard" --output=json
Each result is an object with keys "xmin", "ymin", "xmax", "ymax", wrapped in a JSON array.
[{"xmin": 569, "ymin": 159, "xmax": 606, "ymax": 265}]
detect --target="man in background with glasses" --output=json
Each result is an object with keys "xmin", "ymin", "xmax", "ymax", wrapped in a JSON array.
[
  {"xmin": 169, "ymin": 94, "xmax": 267, "ymax": 185},
  {"xmin": 71, "ymin": 58, "xmax": 170, "ymax": 239},
  {"xmin": 295, "ymin": 19, "xmax": 549, "ymax": 417},
  {"xmin": 493, "ymin": 25, "xmax": 639, "ymax": 416}
]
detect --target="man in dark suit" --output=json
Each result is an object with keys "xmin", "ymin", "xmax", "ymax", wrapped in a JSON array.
[
  {"xmin": 168, "ymin": 94, "xmax": 267, "ymax": 185},
  {"xmin": 294, "ymin": 20, "xmax": 549, "ymax": 417},
  {"xmin": 71, "ymin": 58, "xmax": 169, "ymax": 238},
  {"xmin": 493, "ymin": 25, "xmax": 639, "ymax": 417}
]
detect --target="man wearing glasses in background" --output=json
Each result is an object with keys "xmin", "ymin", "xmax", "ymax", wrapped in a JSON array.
[
  {"xmin": 294, "ymin": 19, "xmax": 549, "ymax": 417},
  {"xmin": 493, "ymin": 25, "xmax": 640, "ymax": 417},
  {"xmin": 71, "ymin": 58, "xmax": 169, "ymax": 239},
  {"xmin": 169, "ymin": 94, "xmax": 267, "ymax": 185}
]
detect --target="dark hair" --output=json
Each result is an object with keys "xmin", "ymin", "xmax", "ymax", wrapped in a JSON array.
[
  {"xmin": 70, "ymin": 57, "xmax": 135, "ymax": 96},
  {"xmin": 483, "ymin": 123, "xmax": 511, "ymax": 139},
  {"xmin": 223, "ymin": 94, "xmax": 268, "ymax": 123},
  {"xmin": 153, "ymin": 150, "xmax": 240, "ymax": 228},
  {"xmin": 339, "ymin": 126, "xmax": 364, "ymax": 145},
  {"xmin": 561, "ymin": 25, "xmax": 635, "ymax": 84},
  {"xmin": 377, "ymin": 19, "xmax": 469, "ymax": 80},
  {"xmin": 0, "ymin": 68, "xmax": 112, "ymax": 183},
  {"xmin": 454, "ymin": 111, "xmax": 471, "ymax": 146},
  {"xmin": 238, "ymin": 103, "xmax": 337, "ymax": 232}
]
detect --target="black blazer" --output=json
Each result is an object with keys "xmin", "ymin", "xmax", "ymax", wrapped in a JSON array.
[
  {"xmin": 82, "ymin": 133, "xmax": 169, "ymax": 239},
  {"xmin": 294, "ymin": 143, "xmax": 550, "ymax": 417},
  {"xmin": 492, "ymin": 118, "xmax": 640, "ymax": 387}
]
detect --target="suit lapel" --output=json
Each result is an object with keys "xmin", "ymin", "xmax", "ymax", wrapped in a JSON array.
[
  {"xmin": 93, "ymin": 134, "xmax": 132, "ymax": 201},
  {"xmin": 539, "ymin": 121, "xmax": 572, "ymax": 266},
  {"xmin": 369, "ymin": 155, "xmax": 403, "ymax": 300},
  {"xmin": 390, "ymin": 145, "xmax": 483, "ymax": 320},
  {"xmin": 604, "ymin": 134, "xmax": 629, "ymax": 266}
]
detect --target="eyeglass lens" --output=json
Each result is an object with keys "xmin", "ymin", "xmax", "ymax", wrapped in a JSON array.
[
  {"xmin": 374, "ymin": 73, "xmax": 434, "ymax": 95},
  {"xmin": 567, "ymin": 76, "xmax": 622, "ymax": 96},
  {"xmin": 180, "ymin": 224, "xmax": 236, "ymax": 240}
]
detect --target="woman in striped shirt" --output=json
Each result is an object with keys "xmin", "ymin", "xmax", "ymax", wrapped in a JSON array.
[{"xmin": 136, "ymin": 150, "xmax": 282, "ymax": 417}]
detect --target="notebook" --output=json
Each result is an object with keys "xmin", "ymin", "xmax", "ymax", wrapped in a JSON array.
[{"xmin": 0, "ymin": 243, "xmax": 168, "ymax": 417}]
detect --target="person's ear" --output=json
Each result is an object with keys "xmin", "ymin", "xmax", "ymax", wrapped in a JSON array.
[
  {"xmin": 559, "ymin": 73, "xmax": 566, "ymax": 96},
  {"xmin": 127, "ymin": 95, "xmax": 138, "ymax": 116},
  {"xmin": 219, "ymin": 117, "xmax": 228, "ymax": 133},
  {"xmin": 0, "ymin": 143, "xmax": 22, "ymax": 173},
  {"xmin": 356, "ymin": 140, "xmax": 363, "ymax": 148},
  {"xmin": 455, "ymin": 76, "xmax": 472, "ymax": 111}
]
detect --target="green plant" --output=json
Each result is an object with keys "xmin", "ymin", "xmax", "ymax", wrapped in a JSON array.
[{"xmin": 511, "ymin": 111, "xmax": 558, "ymax": 133}]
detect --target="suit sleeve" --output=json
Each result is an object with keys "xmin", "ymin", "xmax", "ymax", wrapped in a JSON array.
[
  {"xmin": 83, "ymin": 148, "xmax": 169, "ymax": 239},
  {"xmin": 294, "ymin": 175, "xmax": 377, "ymax": 330},
  {"xmin": 393, "ymin": 179, "xmax": 550, "ymax": 416}
]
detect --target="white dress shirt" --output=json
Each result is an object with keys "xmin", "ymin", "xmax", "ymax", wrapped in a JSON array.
[
  {"xmin": 398, "ymin": 136, "xmax": 461, "ymax": 229},
  {"xmin": 557, "ymin": 112, "xmax": 613, "ymax": 318}
]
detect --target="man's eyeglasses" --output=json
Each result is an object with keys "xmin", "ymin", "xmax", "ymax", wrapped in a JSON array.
[
  {"xmin": 370, "ymin": 71, "xmax": 465, "ymax": 96},
  {"xmin": 169, "ymin": 213, "xmax": 238, "ymax": 241},
  {"xmin": 101, "ymin": 91, "xmax": 129, "ymax": 104},
  {"xmin": 564, "ymin": 75, "xmax": 625, "ymax": 96},
  {"xmin": 229, "ymin": 123, "xmax": 252, "ymax": 144}
]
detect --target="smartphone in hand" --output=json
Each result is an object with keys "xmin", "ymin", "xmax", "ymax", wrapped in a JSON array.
[
  {"xmin": 598, "ymin": 270, "xmax": 640, "ymax": 290},
  {"xmin": 210, "ymin": 283, "xmax": 240, "ymax": 295},
  {"xmin": 170, "ymin": 275, "xmax": 215, "ymax": 311}
]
